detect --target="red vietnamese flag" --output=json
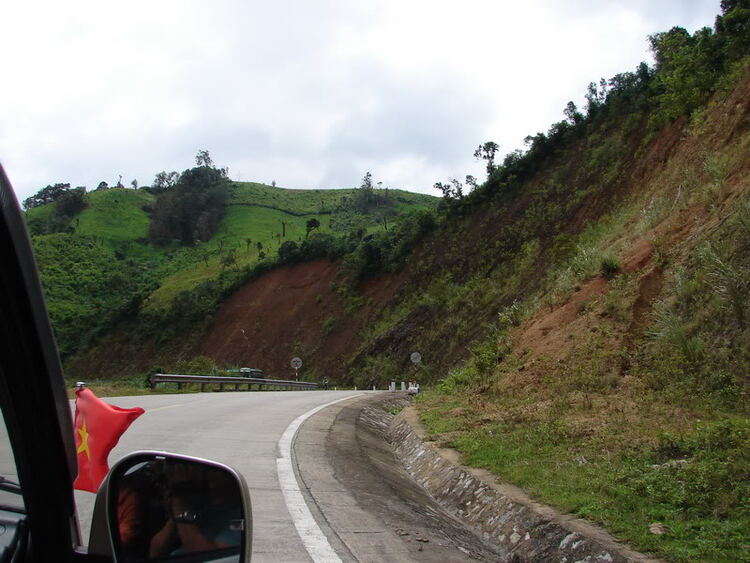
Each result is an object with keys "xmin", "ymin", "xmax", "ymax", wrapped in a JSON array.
[{"xmin": 73, "ymin": 387, "xmax": 145, "ymax": 493}]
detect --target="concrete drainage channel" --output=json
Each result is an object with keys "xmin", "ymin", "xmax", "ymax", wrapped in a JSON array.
[{"xmin": 362, "ymin": 393, "xmax": 660, "ymax": 563}]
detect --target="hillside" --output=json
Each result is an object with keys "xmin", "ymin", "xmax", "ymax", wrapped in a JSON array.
[
  {"xmin": 33, "ymin": 4, "xmax": 750, "ymax": 560},
  {"xmin": 27, "ymin": 179, "xmax": 437, "ymax": 358}
]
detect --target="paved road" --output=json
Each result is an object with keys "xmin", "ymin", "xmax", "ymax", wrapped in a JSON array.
[
  {"xmin": 296, "ymin": 395, "xmax": 494, "ymax": 563},
  {"xmin": 73, "ymin": 390, "xmax": 368, "ymax": 562}
]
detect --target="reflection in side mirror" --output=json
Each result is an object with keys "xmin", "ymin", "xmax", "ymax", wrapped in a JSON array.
[{"xmin": 106, "ymin": 452, "xmax": 250, "ymax": 562}]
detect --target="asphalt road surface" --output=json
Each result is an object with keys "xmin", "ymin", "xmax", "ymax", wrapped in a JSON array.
[
  {"xmin": 74, "ymin": 390, "xmax": 367, "ymax": 561},
  {"xmin": 73, "ymin": 390, "xmax": 492, "ymax": 562}
]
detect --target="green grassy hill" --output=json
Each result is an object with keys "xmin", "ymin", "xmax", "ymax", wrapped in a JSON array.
[
  {"xmin": 75, "ymin": 188, "xmax": 154, "ymax": 242},
  {"xmin": 144, "ymin": 182, "xmax": 436, "ymax": 308},
  {"xmin": 230, "ymin": 181, "xmax": 435, "ymax": 215},
  {"xmin": 26, "ymin": 179, "xmax": 438, "ymax": 353}
]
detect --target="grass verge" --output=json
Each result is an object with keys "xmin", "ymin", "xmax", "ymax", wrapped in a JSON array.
[{"xmin": 417, "ymin": 387, "xmax": 750, "ymax": 563}]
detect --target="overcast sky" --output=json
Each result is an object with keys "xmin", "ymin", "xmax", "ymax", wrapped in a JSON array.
[{"xmin": 1, "ymin": 1, "xmax": 720, "ymax": 200}]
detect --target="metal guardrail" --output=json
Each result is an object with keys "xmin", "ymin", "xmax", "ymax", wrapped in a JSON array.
[{"xmin": 150, "ymin": 373, "xmax": 318, "ymax": 392}]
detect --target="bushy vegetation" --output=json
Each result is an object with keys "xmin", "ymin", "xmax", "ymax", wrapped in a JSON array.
[
  {"xmin": 25, "ymin": 184, "xmax": 88, "ymax": 235},
  {"xmin": 638, "ymin": 221, "xmax": 750, "ymax": 409},
  {"xmin": 32, "ymin": 233, "xmax": 157, "ymax": 357},
  {"xmin": 148, "ymin": 156, "xmax": 230, "ymax": 245}
]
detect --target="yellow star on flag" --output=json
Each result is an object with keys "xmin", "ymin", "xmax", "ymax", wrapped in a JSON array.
[{"xmin": 76, "ymin": 418, "xmax": 90, "ymax": 460}]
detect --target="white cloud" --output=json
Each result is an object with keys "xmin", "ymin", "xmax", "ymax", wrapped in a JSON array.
[{"xmin": 0, "ymin": 0, "xmax": 721, "ymax": 200}]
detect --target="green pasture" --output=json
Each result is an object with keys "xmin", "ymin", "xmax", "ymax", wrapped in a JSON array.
[
  {"xmin": 76, "ymin": 189, "xmax": 154, "ymax": 242},
  {"xmin": 230, "ymin": 181, "xmax": 437, "ymax": 215}
]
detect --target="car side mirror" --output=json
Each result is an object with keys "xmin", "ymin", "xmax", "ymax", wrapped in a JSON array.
[{"xmin": 88, "ymin": 452, "xmax": 252, "ymax": 562}]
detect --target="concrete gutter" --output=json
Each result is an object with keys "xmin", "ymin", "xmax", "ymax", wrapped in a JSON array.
[{"xmin": 376, "ymin": 399, "xmax": 661, "ymax": 563}]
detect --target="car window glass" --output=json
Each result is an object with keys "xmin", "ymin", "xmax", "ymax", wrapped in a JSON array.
[{"xmin": 0, "ymin": 413, "xmax": 24, "ymax": 511}]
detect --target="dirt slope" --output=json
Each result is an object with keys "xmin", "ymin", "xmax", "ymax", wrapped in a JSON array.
[{"xmin": 199, "ymin": 260, "xmax": 405, "ymax": 381}]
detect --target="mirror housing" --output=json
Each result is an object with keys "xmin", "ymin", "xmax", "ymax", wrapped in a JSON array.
[{"xmin": 88, "ymin": 452, "xmax": 252, "ymax": 562}]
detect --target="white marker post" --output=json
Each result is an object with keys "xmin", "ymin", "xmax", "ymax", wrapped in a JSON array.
[{"xmin": 290, "ymin": 357, "xmax": 303, "ymax": 381}]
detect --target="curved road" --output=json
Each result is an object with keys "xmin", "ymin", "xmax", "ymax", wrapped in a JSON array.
[{"xmin": 74, "ymin": 389, "xmax": 368, "ymax": 561}]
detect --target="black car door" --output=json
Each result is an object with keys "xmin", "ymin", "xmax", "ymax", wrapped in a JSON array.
[{"xmin": 0, "ymin": 164, "xmax": 83, "ymax": 562}]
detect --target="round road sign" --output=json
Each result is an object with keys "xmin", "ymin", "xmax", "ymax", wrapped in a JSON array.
[
  {"xmin": 410, "ymin": 352, "xmax": 422, "ymax": 364},
  {"xmin": 290, "ymin": 357, "xmax": 303, "ymax": 369}
]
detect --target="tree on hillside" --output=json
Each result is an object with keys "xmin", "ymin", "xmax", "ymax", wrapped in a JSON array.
[
  {"xmin": 152, "ymin": 171, "xmax": 179, "ymax": 192},
  {"xmin": 96, "ymin": 181, "xmax": 109, "ymax": 191},
  {"xmin": 648, "ymin": 26, "xmax": 721, "ymax": 123},
  {"xmin": 584, "ymin": 78, "xmax": 609, "ymax": 116},
  {"xmin": 23, "ymin": 183, "xmax": 71, "ymax": 210},
  {"xmin": 278, "ymin": 240, "xmax": 299, "ymax": 262},
  {"xmin": 353, "ymin": 172, "xmax": 375, "ymax": 211},
  {"xmin": 435, "ymin": 178, "xmax": 464, "ymax": 201},
  {"xmin": 195, "ymin": 149, "xmax": 213, "ymax": 168},
  {"xmin": 351, "ymin": 171, "xmax": 392, "ymax": 213},
  {"xmin": 56, "ymin": 187, "xmax": 87, "ymax": 218},
  {"xmin": 25, "ymin": 185, "xmax": 87, "ymax": 234},
  {"xmin": 716, "ymin": 0, "xmax": 750, "ymax": 59},
  {"xmin": 148, "ymin": 154, "xmax": 229, "ymax": 245},
  {"xmin": 563, "ymin": 101, "xmax": 583, "ymax": 125},
  {"xmin": 361, "ymin": 171, "xmax": 373, "ymax": 191},
  {"xmin": 221, "ymin": 249, "xmax": 238, "ymax": 270},
  {"xmin": 474, "ymin": 141, "xmax": 499, "ymax": 176},
  {"xmin": 306, "ymin": 218, "xmax": 321, "ymax": 239}
]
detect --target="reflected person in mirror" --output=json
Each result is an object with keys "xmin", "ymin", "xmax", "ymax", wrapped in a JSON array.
[{"xmin": 149, "ymin": 464, "xmax": 242, "ymax": 557}]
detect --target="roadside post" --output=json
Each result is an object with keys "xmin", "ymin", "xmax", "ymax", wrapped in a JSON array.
[
  {"xmin": 410, "ymin": 352, "xmax": 422, "ymax": 394},
  {"xmin": 410, "ymin": 352, "xmax": 422, "ymax": 380},
  {"xmin": 290, "ymin": 357, "xmax": 303, "ymax": 381}
]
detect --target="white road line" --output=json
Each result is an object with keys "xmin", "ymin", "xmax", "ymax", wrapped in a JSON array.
[
  {"xmin": 141, "ymin": 397, "xmax": 216, "ymax": 412},
  {"xmin": 277, "ymin": 394, "xmax": 364, "ymax": 563},
  {"xmin": 147, "ymin": 401, "xmax": 201, "ymax": 412}
]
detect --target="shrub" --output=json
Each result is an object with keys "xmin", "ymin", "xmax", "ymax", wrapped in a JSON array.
[
  {"xmin": 600, "ymin": 253, "xmax": 620, "ymax": 279},
  {"xmin": 697, "ymin": 243, "xmax": 749, "ymax": 325},
  {"xmin": 436, "ymin": 367, "xmax": 477, "ymax": 394}
]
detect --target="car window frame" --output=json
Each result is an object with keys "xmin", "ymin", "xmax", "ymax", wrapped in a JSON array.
[{"xmin": 0, "ymin": 164, "xmax": 83, "ymax": 560}]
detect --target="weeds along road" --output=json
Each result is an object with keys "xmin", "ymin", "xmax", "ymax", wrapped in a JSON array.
[{"xmin": 73, "ymin": 390, "xmax": 367, "ymax": 561}]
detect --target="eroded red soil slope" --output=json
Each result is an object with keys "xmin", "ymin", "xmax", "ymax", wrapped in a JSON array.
[{"xmin": 199, "ymin": 260, "xmax": 404, "ymax": 381}]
